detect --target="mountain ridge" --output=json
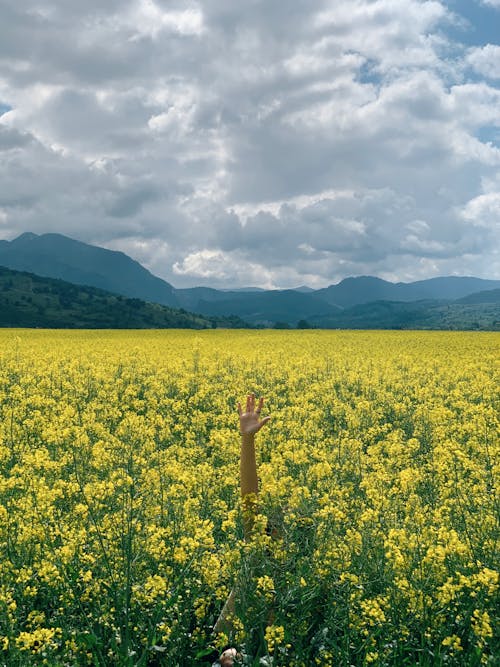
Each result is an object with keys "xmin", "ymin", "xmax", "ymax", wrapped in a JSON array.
[
  {"xmin": 1, "ymin": 232, "xmax": 500, "ymax": 328},
  {"xmin": 0, "ymin": 265, "xmax": 248, "ymax": 329},
  {"xmin": 0, "ymin": 232, "xmax": 178, "ymax": 307},
  {"xmin": 315, "ymin": 275, "xmax": 500, "ymax": 308}
]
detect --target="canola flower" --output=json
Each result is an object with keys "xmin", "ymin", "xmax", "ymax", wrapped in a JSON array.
[{"xmin": 0, "ymin": 329, "xmax": 498, "ymax": 666}]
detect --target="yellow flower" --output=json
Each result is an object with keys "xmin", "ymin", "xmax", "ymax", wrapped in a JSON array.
[
  {"xmin": 442, "ymin": 634, "xmax": 463, "ymax": 652},
  {"xmin": 264, "ymin": 624, "xmax": 285, "ymax": 654},
  {"xmin": 256, "ymin": 575, "xmax": 275, "ymax": 602},
  {"xmin": 471, "ymin": 609, "xmax": 493, "ymax": 640},
  {"xmin": 0, "ymin": 329, "xmax": 497, "ymax": 665},
  {"xmin": 16, "ymin": 627, "xmax": 61, "ymax": 653}
]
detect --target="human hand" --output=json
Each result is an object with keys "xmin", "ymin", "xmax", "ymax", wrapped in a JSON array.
[
  {"xmin": 238, "ymin": 394, "xmax": 271, "ymax": 436},
  {"xmin": 220, "ymin": 647, "xmax": 238, "ymax": 666}
]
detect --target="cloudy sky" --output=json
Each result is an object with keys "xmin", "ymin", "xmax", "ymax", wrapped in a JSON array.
[{"xmin": 1, "ymin": 0, "xmax": 499, "ymax": 288}]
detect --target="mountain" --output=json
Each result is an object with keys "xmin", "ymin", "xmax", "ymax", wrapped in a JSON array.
[
  {"xmin": 309, "ymin": 298, "xmax": 500, "ymax": 330},
  {"xmin": 175, "ymin": 286, "xmax": 241, "ymax": 310},
  {"xmin": 178, "ymin": 289, "xmax": 338, "ymax": 326},
  {"xmin": 219, "ymin": 287, "xmax": 267, "ymax": 292},
  {"xmin": 0, "ymin": 232, "xmax": 178, "ymax": 307},
  {"xmin": 162, "ymin": 286, "xmax": 338, "ymax": 326},
  {"xmin": 0, "ymin": 266, "xmax": 248, "ymax": 329},
  {"xmin": 456, "ymin": 289, "xmax": 500, "ymax": 304},
  {"xmin": 408, "ymin": 277, "xmax": 500, "ymax": 300},
  {"xmin": 2, "ymin": 232, "xmax": 500, "ymax": 329},
  {"xmin": 293, "ymin": 286, "xmax": 316, "ymax": 293},
  {"xmin": 316, "ymin": 275, "xmax": 500, "ymax": 308},
  {"xmin": 175, "ymin": 277, "xmax": 500, "ymax": 326}
]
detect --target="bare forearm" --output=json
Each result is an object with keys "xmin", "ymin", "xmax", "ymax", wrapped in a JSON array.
[
  {"xmin": 240, "ymin": 434, "xmax": 258, "ymax": 498},
  {"xmin": 238, "ymin": 394, "xmax": 270, "ymax": 539},
  {"xmin": 240, "ymin": 433, "xmax": 258, "ymax": 538}
]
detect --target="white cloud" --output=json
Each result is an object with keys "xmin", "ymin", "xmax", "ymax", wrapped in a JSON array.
[
  {"xmin": 125, "ymin": 1, "xmax": 204, "ymax": 39},
  {"xmin": 313, "ymin": 0, "xmax": 447, "ymax": 73},
  {"xmin": 461, "ymin": 192, "xmax": 500, "ymax": 227},
  {"xmin": 173, "ymin": 248, "xmax": 278, "ymax": 288},
  {"xmin": 466, "ymin": 44, "xmax": 500, "ymax": 80},
  {"xmin": 0, "ymin": 0, "xmax": 499, "ymax": 287}
]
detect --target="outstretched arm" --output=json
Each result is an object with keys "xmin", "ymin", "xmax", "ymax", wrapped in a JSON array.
[
  {"xmin": 238, "ymin": 394, "xmax": 271, "ymax": 538},
  {"xmin": 213, "ymin": 394, "xmax": 271, "ymax": 643}
]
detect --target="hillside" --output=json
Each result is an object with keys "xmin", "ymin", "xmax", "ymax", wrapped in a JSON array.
[
  {"xmin": 176, "ymin": 276, "xmax": 500, "ymax": 324},
  {"xmin": 456, "ymin": 288, "xmax": 500, "ymax": 304},
  {"xmin": 309, "ymin": 299, "xmax": 500, "ymax": 330},
  {"xmin": 1, "ymin": 232, "xmax": 500, "ymax": 329},
  {"xmin": 0, "ymin": 232, "xmax": 179, "ymax": 307},
  {"xmin": 0, "ymin": 266, "xmax": 248, "ymax": 329},
  {"xmin": 190, "ymin": 289, "xmax": 339, "ymax": 326},
  {"xmin": 315, "ymin": 275, "xmax": 500, "ymax": 308}
]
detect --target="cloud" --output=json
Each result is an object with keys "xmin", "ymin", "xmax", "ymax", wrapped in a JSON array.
[
  {"xmin": 461, "ymin": 192, "xmax": 500, "ymax": 228},
  {"xmin": 466, "ymin": 44, "xmax": 500, "ymax": 80},
  {"xmin": 0, "ymin": 124, "xmax": 31, "ymax": 151},
  {"xmin": 0, "ymin": 0, "xmax": 499, "ymax": 287},
  {"xmin": 173, "ymin": 248, "xmax": 277, "ymax": 288}
]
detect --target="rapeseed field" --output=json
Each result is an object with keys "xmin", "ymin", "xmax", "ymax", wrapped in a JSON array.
[{"xmin": 0, "ymin": 329, "xmax": 498, "ymax": 666}]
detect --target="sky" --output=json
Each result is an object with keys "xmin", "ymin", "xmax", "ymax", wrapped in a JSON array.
[{"xmin": 0, "ymin": 0, "xmax": 499, "ymax": 289}]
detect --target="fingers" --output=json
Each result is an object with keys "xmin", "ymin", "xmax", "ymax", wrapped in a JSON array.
[
  {"xmin": 256, "ymin": 415, "xmax": 271, "ymax": 432},
  {"xmin": 220, "ymin": 648, "xmax": 238, "ymax": 667},
  {"xmin": 245, "ymin": 393, "xmax": 257, "ymax": 413},
  {"xmin": 241, "ymin": 393, "xmax": 267, "ymax": 416}
]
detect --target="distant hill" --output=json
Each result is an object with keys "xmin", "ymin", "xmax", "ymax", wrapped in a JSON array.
[
  {"xmin": 456, "ymin": 289, "xmax": 500, "ymax": 304},
  {"xmin": 309, "ymin": 299, "xmax": 500, "ymax": 331},
  {"xmin": 0, "ymin": 266, "xmax": 248, "ymax": 329},
  {"xmin": 293, "ymin": 286, "xmax": 316, "ymax": 293},
  {"xmin": 219, "ymin": 287, "xmax": 267, "ymax": 292},
  {"xmin": 0, "ymin": 232, "xmax": 178, "ymax": 307},
  {"xmin": 406, "ymin": 277, "xmax": 500, "ymax": 300},
  {"xmin": 2, "ymin": 232, "xmax": 500, "ymax": 329},
  {"xmin": 187, "ymin": 289, "xmax": 339, "ymax": 326},
  {"xmin": 316, "ymin": 276, "xmax": 500, "ymax": 308},
  {"xmin": 174, "ymin": 279, "xmax": 500, "ymax": 328},
  {"xmin": 175, "ymin": 286, "xmax": 241, "ymax": 310}
]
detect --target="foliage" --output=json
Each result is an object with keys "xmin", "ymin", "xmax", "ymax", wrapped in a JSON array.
[
  {"xmin": 0, "ymin": 266, "xmax": 249, "ymax": 329},
  {"xmin": 310, "ymin": 300, "xmax": 500, "ymax": 331},
  {"xmin": 0, "ymin": 232, "xmax": 178, "ymax": 308},
  {"xmin": 0, "ymin": 329, "xmax": 498, "ymax": 666}
]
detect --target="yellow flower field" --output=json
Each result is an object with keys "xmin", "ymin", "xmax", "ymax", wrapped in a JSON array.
[{"xmin": 0, "ymin": 329, "xmax": 498, "ymax": 666}]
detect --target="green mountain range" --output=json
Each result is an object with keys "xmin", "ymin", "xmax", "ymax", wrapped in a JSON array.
[
  {"xmin": 308, "ymin": 298, "xmax": 500, "ymax": 331},
  {"xmin": 0, "ymin": 266, "xmax": 247, "ymax": 329},
  {"xmin": 1, "ymin": 232, "xmax": 500, "ymax": 329},
  {"xmin": 0, "ymin": 232, "xmax": 179, "ymax": 306}
]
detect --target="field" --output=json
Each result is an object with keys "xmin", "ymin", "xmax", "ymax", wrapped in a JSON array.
[{"xmin": 0, "ymin": 330, "xmax": 498, "ymax": 666}]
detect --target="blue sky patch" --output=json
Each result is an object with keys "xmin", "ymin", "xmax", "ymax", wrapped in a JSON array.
[
  {"xmin": 0, "ymin": 103, "xmax": 12, "ymax": 117},
  {"xmin": 446, "ymin": 0, "xmax": 500, "ymax": 47},
  {"xmin": 477, "ymin": 125, "xmax": 500, "ymax": 146}
]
